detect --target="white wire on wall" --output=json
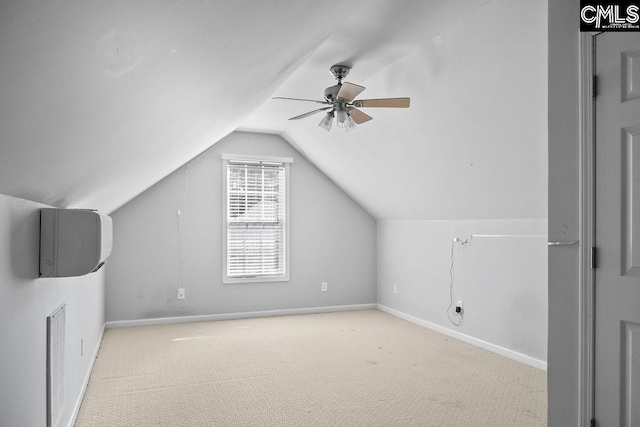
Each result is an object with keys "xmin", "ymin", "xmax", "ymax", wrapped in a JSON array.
[
  {"xmin": 447, "ymin": 238, "xmax": 465, "ymax": 326},
  {"xmin": 465, "ymin": 234, "xmax": 547, "ymax": 241},
  {"xmin": 446, "ymin": 233, "xmax": 547, "ymax": 327},
  {"xmin": 175, "ymin": 152, "xmax": 207, "ymax": 312}
]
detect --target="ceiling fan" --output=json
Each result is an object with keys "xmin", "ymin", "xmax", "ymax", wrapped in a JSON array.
[{"xmin": 273, "ymin": 65, "xmax": 410, "ymax": 132}]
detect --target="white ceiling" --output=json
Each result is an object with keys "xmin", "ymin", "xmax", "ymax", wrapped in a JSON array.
[{"xmin": 0, "ymin": 0, "xmax": 547, "ymax": 220}]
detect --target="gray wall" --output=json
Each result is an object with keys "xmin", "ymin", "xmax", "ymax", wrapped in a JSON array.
[
  {"xmin": 375, "ymin": 0, "xmax": 548, "ymax": 368},
  {"xmin": 106, "ymin": 132, "xmax": 377, "ymax": 321},
  {"xmin": 0, "ymin": 194, "xmax": 105, "ymax": 427},
  {"xmin": 378, "ymin": 219, "xmax": 548, "ymax": 364},
  {"xmin": 548, "ymin": 0, "xmax": 581, "ymax": 425}
]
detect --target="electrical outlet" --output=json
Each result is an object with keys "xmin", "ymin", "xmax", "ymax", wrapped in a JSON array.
[
  {"xmin": 456, "ymin": 300, "xmax": 463, "ymax": 314},
  {"xmin": 393, "ymin": 285, "xmax": 398, "ymax": 294},
  {"xmin": 321, "ymin": 282, "xmax": 328, "ymax": 292},
  {"xmin": 177, "ymin": 287, "xmax": 186, "ymax": 300}
]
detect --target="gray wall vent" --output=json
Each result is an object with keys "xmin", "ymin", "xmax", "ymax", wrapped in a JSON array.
[{"xmin": 47, "ymin": 304, "xmax": 65, "ymax": 427}]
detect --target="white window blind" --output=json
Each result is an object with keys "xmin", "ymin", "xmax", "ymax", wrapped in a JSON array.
[{"xmin": 226, "ymin": 160, "xmax": 287, "ymax": 279}]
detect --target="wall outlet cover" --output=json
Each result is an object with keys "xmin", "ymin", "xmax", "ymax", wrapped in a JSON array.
[
  {"xmin": 177, "ymin": 287, "xmax": 186, "ymax": 299},
  {"xmin": 321, "ymin": 282, "xmax": 328, "ymax": 292}
]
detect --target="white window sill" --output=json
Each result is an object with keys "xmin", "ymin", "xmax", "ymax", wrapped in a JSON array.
[{"xmin": 223, "ymin": 275, "xmax": 290, "ymax": 285}]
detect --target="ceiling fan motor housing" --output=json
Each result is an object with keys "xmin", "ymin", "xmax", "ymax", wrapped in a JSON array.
[{"xmin": 324, "ymin": 84, "xmax": 341, "ymax": 102}]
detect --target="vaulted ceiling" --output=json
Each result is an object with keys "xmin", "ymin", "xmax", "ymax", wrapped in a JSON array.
[{"xmin": 0, "ymin": 0, "xmax": 547, "ymax": 220}]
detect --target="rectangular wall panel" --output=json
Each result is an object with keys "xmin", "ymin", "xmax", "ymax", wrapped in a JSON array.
[
  {"xmin": 47, "ymin": 304, "xmax": 65, "ymax": 427},
  {"xmin": 622, "ymin": 126, "xmax": 640, "ymax": 277},
  {"xmin": 623, "ymin": 49, "xmax": 640, "ymax": 102},
  {"xmin": 624, "ymin": 322, "xmax": 640, "ymax": 427}
]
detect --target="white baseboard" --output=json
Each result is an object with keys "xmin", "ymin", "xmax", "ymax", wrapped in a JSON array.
[
  {"xmin": 68, "ymin": 323, "xmax": 105, "ymax": 427},
  {"xmin": 376, "ymin": 304, "xmax": 547, "ymax": 371},
  {"xmin": 105, "ymin": 303, "xmax": 377, "ymax": 329}
]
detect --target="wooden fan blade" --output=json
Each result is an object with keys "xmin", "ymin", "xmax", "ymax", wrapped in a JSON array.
[
  {"xmin": 273, "ymin": 97, "xmax": 330, "ymax": 105},
  {"xmin": 356, "ymin": 97, "xmax": 410, "ymax": 108},
  {"xmin": 337, "ymin": 82, "xmax": 366, "ymax": 102},
  {"xmin": 348, "ymin": 108, "xmax": 373, "ymax": 125},
  {"xmin": 289, "ymin": 107, "xmax": 332, "ymax": 120}
]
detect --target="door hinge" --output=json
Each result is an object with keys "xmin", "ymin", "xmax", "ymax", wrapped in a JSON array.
[
  {"xmin": 591, "ymin": 247, "xmax": 597, "ymax": 269},
  {"xmin": 593, "ymin": 75, "xmax": 598, "ymax": 97}
]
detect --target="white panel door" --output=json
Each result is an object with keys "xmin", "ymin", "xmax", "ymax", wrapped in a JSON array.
[{"xmin": 595, "ymin": 32, "xmax": 640, "ymax": 427}]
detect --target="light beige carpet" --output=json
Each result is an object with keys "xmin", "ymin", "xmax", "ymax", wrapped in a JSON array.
[{"xmin": 76, "ymin": 309, "xmax": 546, "ymax": 426}]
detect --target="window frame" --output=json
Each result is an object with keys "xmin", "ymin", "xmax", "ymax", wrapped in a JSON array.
[{"xmin": 221, "ymin": 153, "xmax": 292, "ymax": 284}]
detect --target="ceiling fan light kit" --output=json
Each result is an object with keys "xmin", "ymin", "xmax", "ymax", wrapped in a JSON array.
[
  {"xmin": 335, "ymin": 110, "xmax": 357, "ymax": 132},
  {"xmin": 318, "ymin": 111, "xmax": 334, "ymax": 131},
  {"xmin": 273, "ymin": 65, "xmax": 410, "ymax": 133}
]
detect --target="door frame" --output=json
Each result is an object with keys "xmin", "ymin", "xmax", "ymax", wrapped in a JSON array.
[{"xmin": 578, "ymin": 31, "xmax": 600, "ymax": 426}]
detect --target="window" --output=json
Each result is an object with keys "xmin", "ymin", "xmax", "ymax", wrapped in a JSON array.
[{"xmin": 222, "ymin": 154, "xmax": 292, "ymax": 283}]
